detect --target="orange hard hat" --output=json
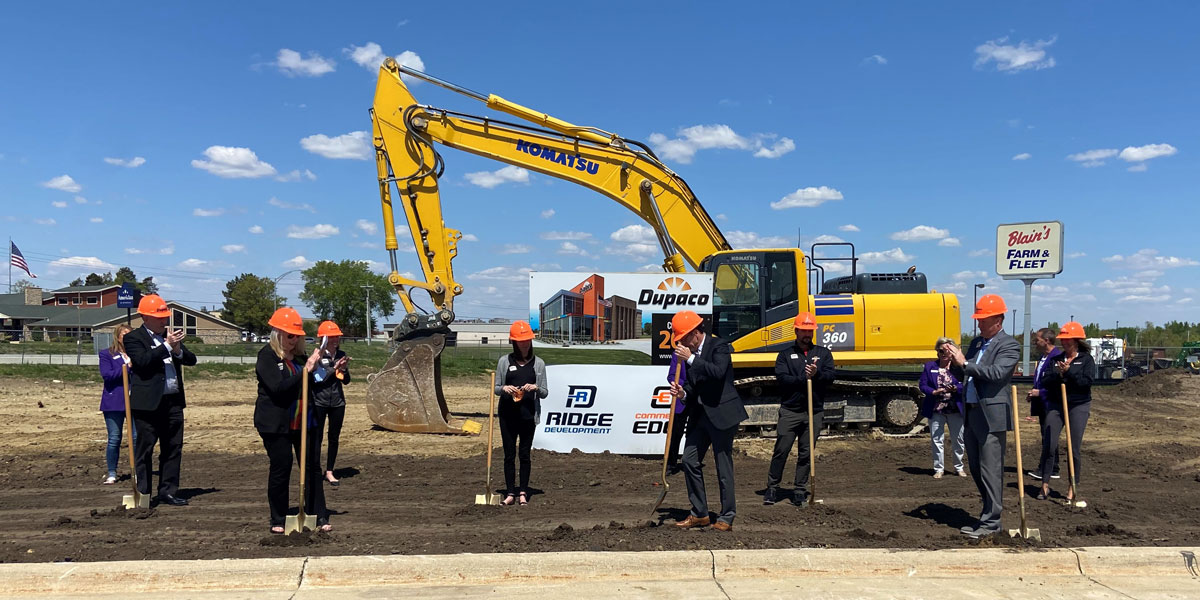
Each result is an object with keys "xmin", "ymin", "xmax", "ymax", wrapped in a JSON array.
[
  {"xmin": 317, "ymin": 321, "xmax": 343, "ymax": 337},
  {"xmin": 268, "ymin": 307, "xmax": 305, "ymax": 336},
  {"xmin": 671, "ymin": 310, "xmax": 704, "ymax": 342},
  {"xmin": 794, "ymin": 311, "xmax": 818, "ymax": 330},
  {"xmin": 509, "ymin": 320, "xmax": 535, "ymax": 341},
  {"xmin": 971, "ymin": 294, "xmax": 1007, "ymax": 320},
  {"xmin": 137, "ymin": 294, "xmax": 170, "ymax": 318},
  {"xmin": 1058, "ymin": 321, "xmax": 1086, "ymax": 340}
]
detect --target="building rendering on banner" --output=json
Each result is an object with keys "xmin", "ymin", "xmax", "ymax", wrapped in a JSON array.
[{"xmin": 538, "ymin": 274, "xmax": 641, "ymax": 342}]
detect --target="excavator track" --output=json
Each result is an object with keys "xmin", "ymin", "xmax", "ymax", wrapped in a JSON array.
[
  {"xmin": 734, "ymin": 375, "xmax": 926, "ymax": 436},
  {"xmin": 365, "ymin": 333, "xmax": 480, "ymax": 434}
]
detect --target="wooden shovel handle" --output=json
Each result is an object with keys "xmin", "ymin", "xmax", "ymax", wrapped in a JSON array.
[{"xmin": 121, "ymin": 364, "xmax": 138, "ymax": 489}]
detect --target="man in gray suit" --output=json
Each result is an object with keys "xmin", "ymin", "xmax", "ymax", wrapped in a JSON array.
[
  {"xmin": 949, "ymin": 294, "xmax": 1020, "ymax": 539},
  {"xmin": 668, "ymin": 310, "xmax": 748, "ymax": 532}
]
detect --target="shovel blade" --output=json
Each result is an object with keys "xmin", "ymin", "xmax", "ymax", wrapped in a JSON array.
[
  {"xmin": 122, "ymin": 492, "xmax": 149, "ymax": 510},
  {"xmin": 284, "ymin": 513, "xmax": 316, "ymax": 534},
  {"xmin": 475, "ymin": 493, "xmax": 500, "ymax": 505},
  {"xmin": 650, "ymin": 484, "xmax": 669, "ymax": 517},
  {"xmin": 1008, "ymin": 527, "xmax": 1042, "ymax": 541}
]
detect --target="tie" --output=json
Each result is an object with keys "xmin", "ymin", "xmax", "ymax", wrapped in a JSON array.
[{"xmin": 964, "ymin": 339, "xmax": 990, "ymax": 404}]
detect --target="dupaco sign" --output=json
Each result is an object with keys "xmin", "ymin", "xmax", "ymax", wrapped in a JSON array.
[
  {"xmin": 995, "ymin": 221, "xmax": 1063, "ymax": 279},
  {"xmin": 535, "ymin": 365, "xmax": 674, "ymax": 454}
]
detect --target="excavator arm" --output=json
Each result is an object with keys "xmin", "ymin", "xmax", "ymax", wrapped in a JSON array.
[{"xmin": 366, "ymin": 58, "xmax": 729, "ymax": 433}]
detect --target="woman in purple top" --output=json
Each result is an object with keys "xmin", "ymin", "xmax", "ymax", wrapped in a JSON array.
[
  {"xmin": 97, "ymin": 324, "xmax": 136, "ymax": 484},
  {"xmin": 918, "ymin": 337, "xmax": 966, "ymax": 478}
]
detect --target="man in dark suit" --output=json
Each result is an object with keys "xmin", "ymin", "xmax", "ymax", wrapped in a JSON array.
[
  {"xmin": 949, "ymin": 294, "xmax": 1019, "ymax": 539},
  {"xmin": 668, "ymin": 310, "xmax": 748, "ymax": 532},
  {"xmin": 124, "ymin": 294, "xmax": 197, "ymax": 506}
]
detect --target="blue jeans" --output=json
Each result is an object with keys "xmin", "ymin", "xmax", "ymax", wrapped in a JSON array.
[{"xmin": 103, "ymin": 411, "xmax": 137, "ymax": 477}]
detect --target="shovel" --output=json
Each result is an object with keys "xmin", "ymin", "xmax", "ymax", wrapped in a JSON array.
[
  {"xmin": 120, "ymin": 364, "xmax": 150, "ymax": 510},
  {"xmin": 475, "ymin": 371, "xmax": 500, "ymax": 505},
  {"xmin": 650, "ymin": 360, "xmax": 683, "ymax": 517},
  {"xmin": 1007, "ymin": 385, "xmax": 1041, "ymax": 541},
  {"xmin": 285, "ymin": 369, "xmax": 317, "ymax": 533},
  {"xmin": 1060, "ymin": 383, "xmax": 1087, "ymax": 509},
  {"xmin": 806, "ymin": 376, "xmax": 823, "ymax": 505}
]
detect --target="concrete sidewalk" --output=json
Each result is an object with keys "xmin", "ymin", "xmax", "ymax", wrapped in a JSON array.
[{"xmin": 1, "ymin": 547, "xmax": 1196, "ymax": 599}]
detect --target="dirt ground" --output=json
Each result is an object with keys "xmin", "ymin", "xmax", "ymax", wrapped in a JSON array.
[{"xmin": 0, "ymin": 370, "xmax": 1197, "ymax": 563}]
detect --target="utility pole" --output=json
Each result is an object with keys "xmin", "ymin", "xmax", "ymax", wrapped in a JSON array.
[
  {"xmin": 1012, "ymin": 309, "xmax": 1017, "ymax": 336},
  {"xmin": 972, "ymin": 283, "xmax": 985, "ymax": 337},
  {"xmin": 361, "ymin": 285, "xmax": 372, "ymax": 345}
]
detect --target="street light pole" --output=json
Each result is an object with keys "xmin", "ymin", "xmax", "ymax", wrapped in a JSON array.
[
  {"xmin": 972, "ymin": 283, "xmax": 985, "ymax": 337},
  {"xmin": 272, "ymin": 270, "xmax": 301, "ymax": 313},
  {"xmin": 361, "ymin": 285, "xmax": 372, "ymax": 346}
]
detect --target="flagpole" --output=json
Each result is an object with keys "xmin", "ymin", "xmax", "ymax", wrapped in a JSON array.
[{"xmin": 8, "ymin": 237, "xmax": 12, "ymax": 294}]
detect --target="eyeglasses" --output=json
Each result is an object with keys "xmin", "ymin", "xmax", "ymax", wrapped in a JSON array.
[{"xmin": 285, "ymin": 333, "xmax": 298, "ymax": 339}]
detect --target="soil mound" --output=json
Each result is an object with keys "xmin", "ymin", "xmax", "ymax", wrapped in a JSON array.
[{"xmin": 1112, "ymin": 370, "xmax": 1184, "ymax": 399}]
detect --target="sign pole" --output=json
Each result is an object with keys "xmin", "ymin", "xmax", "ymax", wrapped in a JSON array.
[{"xmin": 1022, "ymin": 278, "xmax": 1034, "ymax": 376}]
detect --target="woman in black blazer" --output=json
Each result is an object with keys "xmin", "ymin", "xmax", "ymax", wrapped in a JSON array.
[
  {"xmin": 255, "ymin": 307, "xmax": 329, "ymax": 534},
  {"xmin": 1037, "ymin": 321, "xmax": 1095, "ymax": 503}
]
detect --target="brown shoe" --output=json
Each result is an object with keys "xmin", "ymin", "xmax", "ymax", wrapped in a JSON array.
[
  {"xmin": 674, "ymin": 515, "xmax": 711, "ymax": 529},
  {"xmin": 712, "ymin": 521, "xmax": 733, "ymax": 532}
]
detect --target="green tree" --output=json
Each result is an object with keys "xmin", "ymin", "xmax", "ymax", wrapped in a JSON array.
[
  {"xmin": 140, "ymin": 276, "xmax": 159, "ymax": 295},
  {"xmin": 69, "ymin": 277, "xmax": 84, "ymax": 286},
  {"xmin": 221, "ymin": 273, "xmax": 285, "ymax": 333},
  {"xmin": 84, "ymin": 272, "xmax": 115, "ymax": 286},
  {"xmin": 299, "ymin": 260, "xmax": 395, "ymax": 337},
  {"xmin": 111, "ymin": 267, "xmax": 158, "ymax": 295},
  {"xmin": 11, "ymin": 279, "xmax": 35, "ymax": 291}
]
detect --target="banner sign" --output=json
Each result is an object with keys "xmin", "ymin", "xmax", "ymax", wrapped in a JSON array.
[
  {"xmin": 529, "ymin": 271, "xmax": 714, "ymax": 364},
  {"xmin": 534, "ymin": 365, "xmax": 675, "ymax": 454},
  {"xmin": 116, "ymin": 282, "xmax": 139, "ymax": 309},
  {"xmin": 995, "ymin": 221, "xmax": 1064, "ymax": 279}
]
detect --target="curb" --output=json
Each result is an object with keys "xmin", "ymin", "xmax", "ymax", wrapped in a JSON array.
[{"xmin": 0, "ymin": 557, "xmax": 305, "ymax": 597}]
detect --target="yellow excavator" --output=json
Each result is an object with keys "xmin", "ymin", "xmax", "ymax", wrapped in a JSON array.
[{"xmin": 366, "ymin": 58, "xmax": 960, "ymax": 434}]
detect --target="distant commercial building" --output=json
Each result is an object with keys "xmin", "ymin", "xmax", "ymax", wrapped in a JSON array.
[{"xmin": 538, "ymin": 274, "xmax": 641, "ymax": 342}]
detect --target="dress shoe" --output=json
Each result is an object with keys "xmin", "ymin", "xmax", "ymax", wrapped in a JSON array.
[
  {"xmin": 762, "ymin": 488, "xmax": 778, "ymax": 505},
  {"xmin": 965, "ymin": 526, "xmax": 999, "ymax": 540},
  {"xmin": 712, "ymin": 521, "xmax": 733, "ymax": 532},
  {"xmin": 791, "ymin": 492, "xmax": 810, "ymax": 508},
  {"xmin": 674, "ymin": 515, "xmax": 711, "ymax": 529},
  {"xmin": 158, "ymin": 494, "xmax": 189, "ymax": 506},
  {"xmin": 959, "ymin": 524, "xmax": 979, "ymax": 534}
]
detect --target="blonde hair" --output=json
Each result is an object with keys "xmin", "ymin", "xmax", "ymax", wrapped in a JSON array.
[
  {"xmin": 269, "ymin": 328, "xmax": 306, "ymax": 359},
  {"xmin": 110, "ymin": 324, "xmax": 133, "ymax": 354}
]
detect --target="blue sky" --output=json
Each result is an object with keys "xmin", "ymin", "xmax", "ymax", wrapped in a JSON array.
[{"xmin": 2, "ymin": 2, "xmax": 1197, "ymax": 332}]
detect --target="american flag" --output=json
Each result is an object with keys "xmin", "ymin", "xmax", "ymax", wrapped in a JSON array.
[{"xmin": 10, "ymin": 242, "xmax": 36, "ymax": 278}]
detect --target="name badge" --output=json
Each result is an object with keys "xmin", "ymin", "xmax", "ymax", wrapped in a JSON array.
[
  {"xmin": 509, "ymin": 365, "xmax": 518, "ymax": 371},
  {"xmin": 789, "ymin": 353, "xmax": 799, "ymax": 359}
]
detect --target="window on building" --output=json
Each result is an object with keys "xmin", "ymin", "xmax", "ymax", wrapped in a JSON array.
[
  {"xmin": 86, "ymin": 296, "xmax": 99, "ymax": 305},
  {"xmin": 58, "ymin": 297, "xmax": 68, "ymax": 305}
]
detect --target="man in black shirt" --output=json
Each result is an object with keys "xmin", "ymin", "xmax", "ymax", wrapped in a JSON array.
[{"xmin": 764, "ymin": 312, "xmax": 835, "ymax": 507}]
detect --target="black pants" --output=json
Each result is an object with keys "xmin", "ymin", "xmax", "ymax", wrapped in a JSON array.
[
  {"xmin": 132, "ymin": 395, "xmax": 184, "ymax": 497},
  {"xmin": 312, "ymin": 405, "xmax": 345, "ymax": 473},
  {"xmin": 499, "ymin": 415, "xmax": 535, "ymax": 494},
  {"xmin": 260, "ymin": 430, "xmax": 328, "ymax": 527},
  {"xmin": 1036, "ymin": 412, "xmax": 1059, "ymax": 476},
  {"xmin": 766, "ymin": 407, "xmax": 823, "ymax": 494},
  {"xmin": 1039, "ymin": 402, "xmax": 1089, "ymax": 483},
  {"xmin": 666, "ymin": 407, "xmax": 690, "ymax": 467}
]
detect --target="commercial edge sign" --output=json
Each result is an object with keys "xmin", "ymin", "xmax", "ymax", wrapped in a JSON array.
[{"xmin": 995, "ymin": 221, "xmax": 1064, "ymax": 279}]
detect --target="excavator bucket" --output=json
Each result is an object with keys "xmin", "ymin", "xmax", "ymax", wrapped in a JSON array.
[{"xmin": 366, "ymin": 333, "xmax": 482, "ymax": 434}]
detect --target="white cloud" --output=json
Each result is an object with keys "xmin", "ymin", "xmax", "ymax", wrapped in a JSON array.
[
  {"xmin": 968, "ymin": 248, "xmax": 994, "ymax": 258},
  {"xmin": 1118, "ymin": 294, "xmax": 1171, "ymax": 304},
  {"xmin": 557, "ymin": 242, "xmax": 589, "ymax": 256},
  {"xmin": 248, "ymin": 225, "xmax": 264, "ymax": 234},
  {"xmin": 540, "ymin": 231, "xmax": 592, "ymax": 241},
  {"xmin": 938, "ymin": 237, "xmax": 962, "ymax": 247},
  {"xmin": 858, "ymin": 247, "xmax": 914, "ymax": 265},
  {"xmin": 648, "ymin": 125, "xmax": 795, "ymax": 163},
  {"xmin": 1177, "ymin": 297, "xmax": 1193, "ymax": 305},
  {"xmin": 838, "ymin": 224, "xmax": 860, "ymax": 232},
  {"xmin": 636, "ymin": 264, "xmax": 664, "ymax": 273},
  {"xmin": 1103, "ymin": 248, "xmax": 1198, "ymax": 270},
  {"xmin": 283, "ymin": 255, "xmax": 314, "ymax": 268},
  {"xmin": 351, "ymin": 241, "xmax": 381, "ymax": 250},
  {"xmin": 500, "ymin": 244, "xmax": 532, "ymax": 254},
  {"xmin": 178, "ymin": 258, "xmax": 209, "ymax": 270},
  {"xmin": 275, "ymin": 169, "xmax": 317, "ymax": 182},
  {"xmin": 125, "ymin": 245, "xmax": 175, "ymax": 256},
  {"xmin": 752, "ymin": 137, "xmax": 796, "ymax": 159},
  {"xmin": 467, "ymin": 266, "xmax": 531, "ymax": 282},
  {"xmin": 191, "ymin": 146, "xmax": 276, "ymax": 178},
  {"xmin": 862, "ymin": 54, "xmax": 888, "ymax": 65},
  {"xmin": 274, "ymin": 48, "xmax": 335, "ymax": 77},
  {"xmin": 540, "ymin": 209, "xmax": 555, "ymax": 219},
  {"xmin": 286, "ymin": 224, "xmax": 340, "ymax": 239},
  {"xmin": 221, "ymin": 244, "xmax": 246, "ymax": 254},
  {"xmin": 48, "ymin": 256, "xmax": 113, "ymax": 272},
  {"xmin": 34, "ymin": 218, "xmax": 56, "ymax": 226},
  {"xmin": 770, "ymin": 186, "xmax": 844, "ymax": 209},
  {"xmin": 104, "ymin": 156, "xmax": 146, "ymax": 168},
  {"xmin": 974, "ymin": 36, "xmax": 1056, "ymax": 73},
  {"xmin": 1119, "ymin": 143, "xmax": 1177, "ymax": 163},
  {"xmin": 1067, "ymin": 148, "xmax": 1118, "ymax": 168},
  {"xmin": 1067, "ymin": 252, "xmax": 1086, "ymax": 259},
  {"xmin": 89, "ymin": 217, "xmax": 103, "ymax": 223},
  {"xmin": 810, "ymin": 234, "xmax": 845, "ymax": 244},
  {"xmin": 890, "ymin": 225, "xmax": 950, "ymax": 242},
  {"xmin": 355, "ymin": 219, "xmax": 378, "ymax": 236},
  {"xmin": 716, "ymin": 214, "xmax": 728, "ymax": 221},
  {"xmin": 465, "ymin": 165, "xmax": 530, "ymax": 189},
  {"xmin": 192, "ymin": 208, "xmax": 225, "ymax": 217},
  {"xmin": 300, "ymin": 131, "xmax": 371, "ymax": 160},
  {"xmin": 607, "ymin": 224, "xmax": 660, "ymax": 259},
  {"xmin": 460, "ymin": 233, "xmax": 479, "ymax": 242},
  {"xmin": 51, "ymin": 201, "xmax": 67, "ymax": 208},
  {"xmin": 1127, "ymin": 163, "xmax": 1148, "ymax": 173},
  {"xmin": 124, "ymin": 248, "xmax": 143, "ymax": 255},
  {"xmin": 41, "ymin": 174, "xmax": 81, "ymax": 193},
  {"xmin": 1012, "ymin": 153, "xmax": 1032, "ymax": 161},
  {"xmin": 268, "ymin": 197, "xmax": 315, "ymax": 212},
  {"xmin": 345, "ymin": 43, "xmax": 425, "ymax": 81},
  {"xmin": 726, "ymin": 230, "xmax": 793, "ymax": 249},
  {"xmin": 74, "ymin": 196, "xmax": 87, "ymax": 204},
  {"xmin": 952, "ymin": 270, "xmax": 989, "ymax": 281}
]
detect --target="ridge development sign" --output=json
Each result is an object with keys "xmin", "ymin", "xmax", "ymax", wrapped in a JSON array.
[{"xmin": 996, "ymin": 221, "xmax": 1064, "ymax": 279}]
